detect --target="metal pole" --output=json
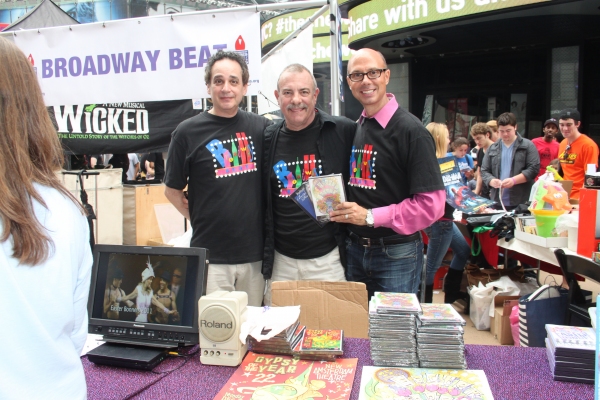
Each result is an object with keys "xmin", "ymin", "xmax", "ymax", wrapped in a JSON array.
[
  {"xmin": 329, "ymin": 0, "xmax": 341, "ymax": 116},
  {"xmin": 261, "ymin": 5, "xmax": 328, "ymax": 63},
  {"xmin": 94, "ymin": 174, "xmax": 99, "ymax": 242}
]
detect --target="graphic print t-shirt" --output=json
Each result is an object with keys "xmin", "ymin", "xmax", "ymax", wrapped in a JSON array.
[
  {"xmin": 270, "ymin": 113, "xmax": 337, "ymax": 259},
  {"xmin": 165, "ymin": 110, "xmax": 270, "ymax": 264},
  {"xmin": 346, "ymin": 108, "xmax": 445, "ymax": 238}
]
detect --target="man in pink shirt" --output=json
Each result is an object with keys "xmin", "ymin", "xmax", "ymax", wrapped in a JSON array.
[
  {"xmin": 330, "ymin": 48, "xmax": 445, "ymax": 299},
  {"xmin": 531, "ymin": 118, "xmax": 560, "ymax": 179}
]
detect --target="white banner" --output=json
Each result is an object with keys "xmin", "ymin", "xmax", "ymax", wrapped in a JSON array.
[
  {"xmin": 8, "ymin": 11, "xmax": 261, "ymax": 106},
  {"xmin": 258, "ymin": 25, "xmax": 313, "ymax": 115}
]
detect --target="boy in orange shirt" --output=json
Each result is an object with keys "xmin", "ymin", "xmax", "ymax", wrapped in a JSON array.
[{"xmin": 558, "ymin": 109, "xmax": 599, "ymax": 199}]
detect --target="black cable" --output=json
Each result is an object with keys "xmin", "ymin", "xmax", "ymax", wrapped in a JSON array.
[{"xmin": 258, "ymin": 90, "xmax": 278, "ymax": 108}]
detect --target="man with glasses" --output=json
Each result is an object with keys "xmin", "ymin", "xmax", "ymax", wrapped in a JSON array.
[
  {"xmin": 558, "ymin": 109, "xmax": 599, "ymax": 200},
  {"xmin": 480, "ymin": 112, "xmax": 539, "ymax": 210},
  {"xmin": 329, "ymin": 48, "xmax": 444, "ymax": 299}
]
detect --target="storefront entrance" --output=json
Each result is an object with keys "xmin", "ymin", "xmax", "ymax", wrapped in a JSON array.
[{"xmin": 412, "ymin": 48, "xmax": 547, "ymax": 141}]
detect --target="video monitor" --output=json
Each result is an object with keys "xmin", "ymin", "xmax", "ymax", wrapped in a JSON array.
[{"xmin": 88, "ymin": 245, "xmax": 208, "ymax": 348}]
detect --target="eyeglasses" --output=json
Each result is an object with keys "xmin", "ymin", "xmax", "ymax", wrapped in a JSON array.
[
  {"xmin": 347, "ymin": 68, "xmax": 388, "ymax": 82},
  {"xmin": 173, "ymin": 274, "xmax": 181, "ymax": 278},
  {"xmin": 562, "ymin": 145, "xmax": 571, "ymax": 160}
]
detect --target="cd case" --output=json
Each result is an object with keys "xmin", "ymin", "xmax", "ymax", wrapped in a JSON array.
[{"xmin": 290, "ymin": 174, "xmax": 346, "ymax": 226}]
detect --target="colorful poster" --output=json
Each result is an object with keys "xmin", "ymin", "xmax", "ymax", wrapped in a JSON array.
[
  {"xmin": 214, "ymin": 352, "xmax": 357, "ymax": 400},
  {"xmin": 358, "ymin": 366, "xmax": 494, "ymax": 400},
  {"xmin": 439, "ymin": 156, "xmax": 495, "ymax": 213}
]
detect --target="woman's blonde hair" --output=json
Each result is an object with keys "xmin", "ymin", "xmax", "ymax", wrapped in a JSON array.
[
  {"xmin": 425, "ymin": 122, "xmax": 449, "ymax": 158},
  {"xmin": 0, "ymin": 37, "xmax": 83, "ymax": 265}
]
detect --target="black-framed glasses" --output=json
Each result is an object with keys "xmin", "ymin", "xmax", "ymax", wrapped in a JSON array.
[
  {"xmin": 347, "ymin": 68, "xmax": 388, "ymax": 82},
  {"xmin": 562, "ymin": 145, "xmax": 571, "ymax": 160}
]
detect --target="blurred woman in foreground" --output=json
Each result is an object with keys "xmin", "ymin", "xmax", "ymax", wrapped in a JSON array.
[{"xmin": 0, "ymin": 37, "xmax": 93, "ymax": 400}]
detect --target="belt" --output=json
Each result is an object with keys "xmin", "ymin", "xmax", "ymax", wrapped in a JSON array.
[{"xmin": 348, "ymin": 231, "xmax": 420, "ymax": 247}]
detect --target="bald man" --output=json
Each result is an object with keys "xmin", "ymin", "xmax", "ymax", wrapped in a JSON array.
[{"xmin": 330, "ymin": 48, "xmax": 445, "ymax": 299}]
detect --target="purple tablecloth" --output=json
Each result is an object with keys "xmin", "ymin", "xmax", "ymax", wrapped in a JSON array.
[{"xmin": 84, "ymin": 339, "xmax": 594, "ymax": 400}]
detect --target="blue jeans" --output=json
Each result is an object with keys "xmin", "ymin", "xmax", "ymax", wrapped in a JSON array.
[
  {"xmin": 423, "ymin": 220, "xmax": 471, "ymax": 285},
  {"xmin": 345, "ymin": 236, "xmax": 423, "ymax": 300}
]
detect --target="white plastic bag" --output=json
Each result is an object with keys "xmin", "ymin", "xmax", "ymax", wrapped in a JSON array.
[
  {"xmin": 529, "ymin": 171, "xmax": 554, "ymax": 203},
  {"xmin": 469, "ymin": 282, "xmax": 495, "ymax": 330},
  {"xmin": 168, "ymin": 228, "xmax": 193, "ymax": 247},
  {"xmin": 554, "ymin": 212, "xmax": 578, "ymax": 236},
  {"xmin": 486, "ymin": 276, "xmax": 521, "ymax": 318}
]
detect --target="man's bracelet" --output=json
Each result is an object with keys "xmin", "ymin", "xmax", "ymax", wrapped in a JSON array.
[{"xmin": 512, "ymin": 177, "xmax": 517, "ymax": 185}]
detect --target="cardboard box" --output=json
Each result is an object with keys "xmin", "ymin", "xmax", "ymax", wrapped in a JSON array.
[
  {"xmin": 514, "ymin": 227, "xmax": 568, "ymax": 248},
  {"xmin": 271, "ymin": 281, "xmax": 368, "ymax": 339},
  {"xmin": 123, "ymin": 184, "xmax": 171, "ymax": 245},
  {"xmin": 489, "ymin": 296, "xmax": 520, "ymax": 345},
  {"xmin": 146, "ymin": 238, "xmax": 173, "ymax": 247}
]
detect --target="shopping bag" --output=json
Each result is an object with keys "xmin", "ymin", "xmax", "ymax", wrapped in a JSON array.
[
  {"xmin": 469, "ymin": 282, "xmax": 494, "ymax": 330},
  {"xmin": 510, "ymin": 305, "xmax": 520, "ymax": 347},
  {"xmin": 518, "ymin": 285, "xmax": 568, "ymax": 347}
]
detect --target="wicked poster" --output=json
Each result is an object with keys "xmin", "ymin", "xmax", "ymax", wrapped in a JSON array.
[{"xmin": 50, "ymin": 99, "xmax": 201, "ymax": 154}]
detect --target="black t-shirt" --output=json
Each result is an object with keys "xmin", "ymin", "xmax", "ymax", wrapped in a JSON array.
[
  {"xmin": 270, "ymin": 113, "xmax": 337, "ymax": 258},
  {"xmin": 108, "ymin": 154, "xmax": 129, "ymax": 183},
  {"xmin": 347, "ymin": 107, "xmax": 445, "ymax": 238},
  {"xmin": 147, "ymin": 152, "xmax": 165, "ymax": 180},
  {"xmin": 477, "ymin": 147, "xmax": 491, "ymax": 199},
  {"xmin": 139, "ymin": 153, "xmax": 150, "ymax": 175},
  {"xmin": 164, "ymin": 110, "xmax": 270, "ymax": 264}
]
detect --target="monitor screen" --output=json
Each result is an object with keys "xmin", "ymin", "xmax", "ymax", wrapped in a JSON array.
[{"xmin": 88, "ymin": 245, "xmax": 208, "ymax": 348}]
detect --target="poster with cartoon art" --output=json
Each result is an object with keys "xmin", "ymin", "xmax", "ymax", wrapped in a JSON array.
[
  {"xmin": 214, "ymin": 352, "xmax": 357, "ymax": 400},
  {"xmin": 359, "ymin": 366, "xmax": 494, "ymax": 400},
  {"xmin": 439, "ymin": 156, "xmax": 495, "ymax": 213}
]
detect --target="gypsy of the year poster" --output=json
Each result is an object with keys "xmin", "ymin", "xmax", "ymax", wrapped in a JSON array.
[{"xmin": 214, "ymin": 351, "xmax": 358, "ymax": 399}]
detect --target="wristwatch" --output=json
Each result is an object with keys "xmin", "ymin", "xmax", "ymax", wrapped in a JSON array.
[{"xmin": 366, "ymin": 209, "xmax": 374, "ymax": 228}]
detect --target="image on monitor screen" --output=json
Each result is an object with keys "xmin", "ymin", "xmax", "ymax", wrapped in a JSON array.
[
  {"xmin": 88, "ymin": 245, "xmax": 208, "ymax": 347},
  {"xmin": 102, "ymin": 254, "xmax": 187, "ymax": 326}
]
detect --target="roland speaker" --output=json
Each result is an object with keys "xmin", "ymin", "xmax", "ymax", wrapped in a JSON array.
[{"xmin": 198, "ymin": 291, "xmax": 248, "ymax": 366}]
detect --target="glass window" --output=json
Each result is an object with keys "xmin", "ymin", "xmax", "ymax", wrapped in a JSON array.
[{"xmin": 551, "ymin": 46, "xmax": 579, "ymax": 115}]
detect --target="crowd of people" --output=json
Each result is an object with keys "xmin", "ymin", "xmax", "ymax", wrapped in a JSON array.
[
  {"xmin": 162, "ymin": 48, "xmax": 599, "ymax": 310},
  {"xmin": 2, "ymin": 32, "xmax": 599, "ymax": 398}
]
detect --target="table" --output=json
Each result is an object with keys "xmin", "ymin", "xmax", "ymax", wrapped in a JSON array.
[
  {"xmin": 497, "ymin": 238, "xmax": 560, "ymax": 268},
  {"xmin": 84, "ymin": 339, "xmax": 594, "ymax": 399}
]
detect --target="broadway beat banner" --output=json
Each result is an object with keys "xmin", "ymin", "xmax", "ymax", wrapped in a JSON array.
[
  {"xmin": 51, "ymin": 99, "xmax": 201, "ymax": 154},
  {"xmin": 9, "ymin": 11, "xmax": 260, "ymax": 106}
]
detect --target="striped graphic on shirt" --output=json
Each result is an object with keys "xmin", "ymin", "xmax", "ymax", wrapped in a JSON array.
[{"xmin": 349, "ymin": 144, "xmax": 376, "ymax": 189}]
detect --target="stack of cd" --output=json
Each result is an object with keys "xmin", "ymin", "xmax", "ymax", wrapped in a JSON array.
[
  {"xmin": 417, "ymin": 303, "xmax": 466, "ymax": 369},
  {"xmin": 369, "ymin": 292, "xmax": 421, "ymax": 367},
  {"xmin": 249, "ymin": 320, "xmax": 305, "ymax": 355},
  {"xmin": 292, "ymin": 328, "xmax": 344, "ymax": 361}
]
